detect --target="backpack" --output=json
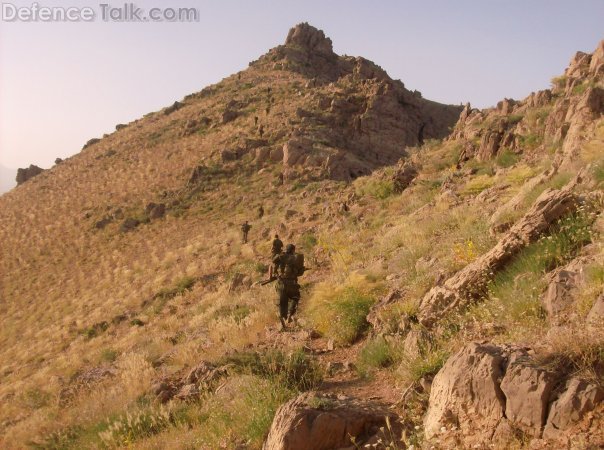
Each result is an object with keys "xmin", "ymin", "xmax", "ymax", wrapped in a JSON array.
[{"xmin": 283, "ymin": 253, "xmax": 305, "ymax": 278}]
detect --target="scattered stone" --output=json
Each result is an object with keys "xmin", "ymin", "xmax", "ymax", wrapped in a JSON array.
[
  {"xmin": 391, "ymin": 162, "xmax": 418, "ymax": 193},
  {"xmin": 541, "ymin": 257, "xmax": 588, "ymax": 319},
  {"xmin": 164, "ymin": 101, "xmax": 183, "ymax": 115}
]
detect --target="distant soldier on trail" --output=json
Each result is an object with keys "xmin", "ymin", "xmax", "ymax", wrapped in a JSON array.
[
  {"xmin": 241, "ymin": 221, "xmax": 251, "ymax": 243},
  {"xmin": 271, "ymin": 234, "xmax": 283, "ymax": 256},
  {"xmin": 272, "ymin": 243, "xmax": 305, "ymax": 329},
  {"xmin": 257, "ymin": 205, "xmax": 264, "ymax": 219}
]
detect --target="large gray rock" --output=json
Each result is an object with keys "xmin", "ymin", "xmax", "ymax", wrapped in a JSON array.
[
  {"xmin": 587, "ymin": 293, "xmax": 604, "ymax": 329},
  {"xmin": 500, "ymin": 360, "xmax": 559, "ymax": 437},
  {"xmin": 541, "ymin": 261, "xmax": 585, "ymax": 318},
  {"xmin": 543, "ymin": 378, "xmax": 604, "ymax": 439},
  {"xmin": 263, "ymin": 392, "xmax": 396, "ymax": 450},
  {"xmin": 424, "ymin": 342, "xmax": 509, "ymax": 442}
]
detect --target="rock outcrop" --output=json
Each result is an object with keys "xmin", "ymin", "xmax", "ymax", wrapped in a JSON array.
[
  {"xmin": 263, "ymin": 392, "xmax": 399, "ymax": 450},
  {"xmin": 255, "ymin": 23, "xmax": 463, "ymax": 181},
  {"xmin": 152, "ymin": 361, "xmax": 229, "ymax": 403},
  {"xmin": 425, "ymin": 342, "xmax": 603, "ymax": 446},
  {"xmin": 419, "ymin": 183, "xmax": 578, "ymax": 327},
  {"xmin": 15, "ymin": 164, "xmax": 44, "ymax": 185},
  {"xmin": 449, "ymin": 40, "xmax": 604, "ymax": 169}
]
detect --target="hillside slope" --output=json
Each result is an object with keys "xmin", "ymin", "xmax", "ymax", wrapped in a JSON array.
[{"xmin": 0, "ymin": 25, "xmax": 603, "ymax": 449}]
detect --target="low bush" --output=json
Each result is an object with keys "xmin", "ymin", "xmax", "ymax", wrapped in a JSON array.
[{"xmin": 306, "ymin": 274, "xmax": 381, "ymax": 345}]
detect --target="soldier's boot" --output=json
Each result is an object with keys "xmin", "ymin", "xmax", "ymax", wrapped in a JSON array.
[{"xmin": 279, "ymin": 317, "xmax": 287, "ymax": 330}]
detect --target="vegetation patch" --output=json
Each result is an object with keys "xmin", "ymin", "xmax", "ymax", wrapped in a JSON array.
[{"xmin": 306, "ymin": 273, "xmax": 382, "ymax": 345}]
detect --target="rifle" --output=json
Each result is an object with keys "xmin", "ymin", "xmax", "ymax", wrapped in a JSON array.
[
  {"xmin": 253, "ymin": 267, "xmax": 313, "ymax": 288},
  {"xmin": 259, "ymin": 277, "xmax": 277, "ymax": 286}
]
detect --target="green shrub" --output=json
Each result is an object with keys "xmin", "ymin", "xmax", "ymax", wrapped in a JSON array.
[
  {"xmin": 495, "ymin": 149, "xmax": 519, "ymax": 168},
  {"xmin": 354, "ymin": 177, "xmax": 395, "ymax": 200},
  {"xmin": 213, "ymin": 305, "xmax": 253, "ymax": 324},
  {"xmin": 399, "ymin": 348, "xmax": 448, "ymax": 384},
  {"xmin": 100, "ymin": 348, "xmax": 119, "ymax": 363},
  {"xmin": 21, "ymin": 388, "xmax": 52, "ymax": 410},
  {"xmin": 99, "ymin": 407, "xmax": 171, "ymax": 447},
  {"xmin": 300, "ymin": 232, "xmax": 318, "ymax": 251},
  {"xmin": 358, "ymin": 337, "xmax": 395, "ymax": 372},
  {"xmin": 221, "ymin": 349, "xmax": 323, "ymax": 392},
  {"xmin": 484, "ymin": 210, "xmax": 594, "ymax": 327},
  {"xmin": 154, "ymin": 276, "xmax": 196, "ymax": 301},
  {"xmin": 308, "ymin": 285, "xmax": 376, "ymax": 345}
]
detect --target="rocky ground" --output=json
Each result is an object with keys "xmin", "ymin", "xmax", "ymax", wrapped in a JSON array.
[{"xmin": 0, "ymin": 24, "xmax": 603, "ymax": 450}]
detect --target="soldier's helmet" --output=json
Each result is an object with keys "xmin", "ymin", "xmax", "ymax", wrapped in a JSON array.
[{"xmin": 285, "ymin": 244, "xmax": 295, "ymax": 254}]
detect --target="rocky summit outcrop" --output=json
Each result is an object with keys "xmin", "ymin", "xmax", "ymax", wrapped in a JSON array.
[
  {"xmin": 451, "ymin": 40, "xmax": 604, "ymax": 169},
  {"xmin": 15, "ymin": 164, "xmax": 44, "ymax": 185},
  {"xmin": 263, "ymin": 392, "xmax": 399, "ymax": 450},
  {"xmin": 419, "ymin": 181, "xmax": 579, "ymax": 327},
  {"xmin": 252, "ymin": 23, "xmax": 463, "ymax": 181},
  {"xmin": 424, "ymin": 342, "xmax": 604, "ymax": 447}
]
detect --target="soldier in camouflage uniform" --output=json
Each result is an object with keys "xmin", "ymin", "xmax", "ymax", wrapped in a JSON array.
[
  {"xmin": 241, "ymin": 221, "xmax": 251, "ymax": 243},
  {"xmin": 272, "ymin": 243, "xmax": 304, "ymax": 329}
]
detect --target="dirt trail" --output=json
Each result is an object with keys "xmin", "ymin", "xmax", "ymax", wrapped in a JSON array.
[{"xmin": 259, "ymin": 322, "xmax": 401, "ymax": 406}]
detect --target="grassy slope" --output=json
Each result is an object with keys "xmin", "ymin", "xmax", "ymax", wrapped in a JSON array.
[{"xmin": 1, "ymin": 50, "xmax": 603, "ymax": 449}]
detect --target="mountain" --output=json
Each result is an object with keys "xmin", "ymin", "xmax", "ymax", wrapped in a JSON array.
[
  {"xmin": 0, "ymin": 164, "xmax": 16, "ymax": 194},
  {"xmin": 0, "ymin": 24, "xmax": 602, "ymax": 449}
]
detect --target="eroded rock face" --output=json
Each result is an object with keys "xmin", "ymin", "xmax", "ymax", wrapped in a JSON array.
[
  {"xmin": 544, "ymin": 378, "xmax": 604, "ymax": 439},
  {"xmin": 424, "ymin": 342, "xmax": 509, "ymax": 442},
  {"xmin": 16, "ymin": 164, "xmax": 44, "ymax": 185},
  {"xmin": 263, "ymin": 392, "xmax": 397, "ymax": 450},
  {"xmin": 500, "ymin": 360, "xmax": 559, "ymax": 437},
  {"xmin": 426, "ymin": 343, "xmax": 604, "ymax": 446},
  {"xmin": 255, "ymin": 23, "xmax": 462, "ymax": 182}
]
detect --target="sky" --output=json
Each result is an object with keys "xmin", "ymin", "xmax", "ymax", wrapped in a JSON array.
[{"xmin": 0, "ymin": 0, "xmax": 603, "ymax": 181}]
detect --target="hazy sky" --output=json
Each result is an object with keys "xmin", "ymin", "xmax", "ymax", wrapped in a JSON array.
[{"xmin": 1, "ymin": 0, "xmax": 603, "ymax": 174}]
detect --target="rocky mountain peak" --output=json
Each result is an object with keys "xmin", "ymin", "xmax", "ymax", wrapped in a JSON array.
[{"xmin": 284, "ymin": 22, "xmax": 335, "ymax": 56}]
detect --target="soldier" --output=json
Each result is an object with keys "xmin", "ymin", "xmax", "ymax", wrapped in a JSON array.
[
  {"xmin": 241, "ymin": 221, "xmax": 251, "ymax": 243},
  {"xmin": 257, "ymin": 205, "xmax": 264, "ymax": 219},
  {"xmin": 271, "ymin": 234, "xmax": 283, "ymax": 256},
  {"xmin": 272, "ymin": 243, "xmax": 305, "ymax": 329}
]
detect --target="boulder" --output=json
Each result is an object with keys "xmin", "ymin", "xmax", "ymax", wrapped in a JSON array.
[
  {"xmin": 500, "ymin": 360, "xmax": 559, "ymax": 437},
  {"xmin": 16, "ymin": 164, "xmax": 44, "ymax": 185},
  {"xmin": 424, "ymin": 342, "xmax": 509, "ymax": 442},
  {"xmin": 283, "ymin": 138, "xmax": 313, "ymax": 167},
  {"xmin": 543, "ymin": 378, "xmax": 604, "ymax": 439},
  {"xmin": 391, "ymin": 163, "xmax": 418, "ymax": 193},
  {"xmin": 145, "ymin": 202, "xmax": 166, "ymax": 220},
  {"xmin": 541, "ymin": 257, "xmax": 588, "ymax": 319},
  {"xmin": 120, "ymin": 218, "xmax": 141, "ymax": 232},
  {"xmin": 263, "ymin": 392, "xmax": 397, "ymax": 450},
  {"xmin": 222, "ymin": 108, "xmax": 239, "ymax": 124},
  {"xmin": 284, "ymin": 22, "xmax": 335, "ymax": 58},
  {"xmin": 589, "ymin": 40, "xmax": 604, "ymax": 76},
  {"xmin": 587, "ymin": 293, "xmax": 604, "ymax": 329}
]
